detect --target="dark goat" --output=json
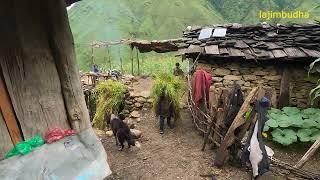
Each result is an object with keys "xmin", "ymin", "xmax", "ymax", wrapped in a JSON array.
[{"xmin": 110, "ymin": 114, "xmax": 135, "ymax": 150}]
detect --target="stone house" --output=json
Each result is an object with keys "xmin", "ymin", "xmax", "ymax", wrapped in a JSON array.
[{"xmin": 178, "ymin": 23, "xmax": 320, "ymax": 108}]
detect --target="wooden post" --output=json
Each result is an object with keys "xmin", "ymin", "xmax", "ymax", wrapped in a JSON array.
[
  {"xmin": 119, "ymin": 47, "xmax": 123, "ymax": 73},
  {"xmin": 214, "ymin": 87, "xmax": 260, "ymax": 167},
  {"xmin": 0, "ymin": 74, "xmax": 22, "ymax": 144},
  {"xmin": 108, "ymin": 48, "xmax": 112, "ymax": 70},
  {"xmin": 278, "ymin": 67, "xmax": 290, "ymax": 108},
  {"xmin": 131, "ymin": 46, "xmax": 134, "ymax": 75},
  {"xmin": 136, "ymin": 48, "xmax": 140, "ymax": 75},
  {"xmin": 294, "ymin": 139, "xmax": 320, "ymax": 169},
  {"xmin": 202, "ymin": 107, "xmax": 216, "ymax": 151}
]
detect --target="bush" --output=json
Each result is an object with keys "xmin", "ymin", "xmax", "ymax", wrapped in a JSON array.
[
  {"xmin": 92, "ymin": 80, "xmax": 127, "ymax": 130},
  {"xmin": 264, "ymin": 107, "xmax": 320, "ymax": 146},
  {"xmin": 151, "ymin": 72, "xmax": 185, "ymax": 120}
]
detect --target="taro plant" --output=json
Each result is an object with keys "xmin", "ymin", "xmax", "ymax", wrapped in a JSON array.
[
  {"xmin": 92, "ymin": 80, "xmax": 127, "ymax": 130},
  {"xmin": 151, "ymin": 72, "xmax": 185, "ymax": 120},
  {"xmin": 264, "ymin": 107, "xmax": 320, "ymax": 146}
]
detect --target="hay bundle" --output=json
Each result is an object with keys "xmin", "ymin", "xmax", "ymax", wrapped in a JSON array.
[
  {"xmin": 92, "ymin": 80, "xmax": 127, "ymax": 130},
  {"xmin": 151, "ymin": 73, "xmax": 185, "ymax": 120}
]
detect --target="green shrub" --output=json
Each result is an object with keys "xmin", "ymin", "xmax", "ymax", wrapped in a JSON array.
[
  {"xmin": 264, "ymin": 107, "xmax": 320, "ymax": 146},
  {"xmin": 92, "ymin": 80, "xmax": 127, "ymax": 130},
  {"xmin": 151, "ymin": 72, "xmax": 185, "ymax": 120}
]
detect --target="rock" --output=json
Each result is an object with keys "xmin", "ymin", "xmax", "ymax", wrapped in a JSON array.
[
  {"xmin": 269, "ymin": 69, "xmax": 277, "ymax": 76},
  {"xmin": 94, "ymin": 129, "xmax": 106, "ymax": 136},
  {"xmin": 130, "ymin": 110, "xmax": 140, "ymax": 118},
  {"xmin": 123, "ymin": 110, "xmax": 130, "ymax": 114},
  {"xmin": 243, "ymin": 75, "xmax": 257, "ymax": 81},
  {"xmin": 213, "ymin": 77, "xmax": 223, "ymax": 82},
  {"xmin": 223, "ymin": 80, "xmax": 234, "ymax": 86},
  {"xmin": 263, "ymin": 75, "xmax": 282, "ymax": 81},
  {"xmin": 134, "ymin": 102, "xmax": 143, "ymax": 108},
  {"xmin": 239, "ymin": 68, "xmax": 250, "ymax": 74},
  {"xmin": 105, "ymin": 130, "xmax": 113, "ymax": 137},
  {"xmin": 231, "ymin": 70, "xmax": 240, "ymax": 75},
  {"xmin": 244, "ymin": 82, "xmax": 251, "ymax": 87},
  {"xmin": 236, "ymin": 80, "xmax": 245, "ymax": 85},
  {"xmin": 254, "ymin": 70, "xmax": 269, "ymax": 76},
  {"xmin": 125, "ymin": 100, "xmax": 133, "ymax": 105},
  {"xmin": 213, "ymin": 68, "xmax": 231, "ymax": 76},
  {"xmin": 214, "ymin": 82, "xmax": 224, "ymax": 88},
  {"xmin": 227, "ymin": 63, "xmax": 240, "ymax": 70},
  {"xmin": 130, "ymin": 129, "xmax": 142, "ymax": 139},
  {"xmin": 136, "ymin": 97, "xmax": 147, "ymax": 103},
  {"xmin": 140, "ymin": 91, "xmax": 151, "ymax": 98},
  {"xmin": 132, "ymin": 117, "xmax": 141, "ymax": 123},
  {"xmin": 147, "ymin": 98, "xmax": 153, "ymax": 103},
  {"xmin": 224, "ymin": 75, "xmax": 242, "ymax": 81}
]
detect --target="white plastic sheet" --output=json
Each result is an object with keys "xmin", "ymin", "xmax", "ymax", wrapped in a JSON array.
[{"xmin": 0, "ymin": 128, "xmax": 112, "ymax": 180}]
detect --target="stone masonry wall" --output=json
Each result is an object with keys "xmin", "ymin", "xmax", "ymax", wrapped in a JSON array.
[{"xmin": 196, "ymin": 61, "xmax": 315, "ymax": 108}]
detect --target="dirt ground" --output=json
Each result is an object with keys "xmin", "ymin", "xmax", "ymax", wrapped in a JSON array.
[
  {"xmin": 102, "ymin": 109, "xmax": 249, "ymax": 180},
  {"xmin": 98, "ymin": 77, "xmax": 319, "ymax": 180}
]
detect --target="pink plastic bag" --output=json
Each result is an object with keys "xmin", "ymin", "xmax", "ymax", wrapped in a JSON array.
[{"xmin": 45, "ymin": 128, "xmax": 77, "ymax": 144}]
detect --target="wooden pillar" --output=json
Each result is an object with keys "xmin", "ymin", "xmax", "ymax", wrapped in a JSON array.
[
  {"xmin": 278, "ymin": 67, "xmax": 290, "ymax": 108},
  {"xmin": 131, "ymin": 46, "xmax": 134, "ymax": 75},
  {"xmin": 45, "ymin": 0, "xmax": 91, "ymax": 131},
  {"xmin": 136, "ymin": 48, "xmax": 140, "ymax": 75},
  {"xmin": 0, "ymin": 0, "xmax": 70, "ymax": 138}
]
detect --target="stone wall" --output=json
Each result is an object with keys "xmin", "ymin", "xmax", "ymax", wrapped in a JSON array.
[
  {"xmin": 196, "ymin": 61, "xmax": 315, "ymax": 108},
  {"xmin": 123, "ymin": 90, "xmax": 152, "ymax": 117}
]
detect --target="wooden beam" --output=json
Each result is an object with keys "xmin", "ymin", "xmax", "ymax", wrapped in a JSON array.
[
  {"xmin": 214, "ymin": 87, "xmax": 260, "ymax": 167},
  {"xmin": 294, "ymin": 139, "xmax": 320, "ymax": 169},
  {"xmin": 0, "ymin": 110, "xmax": 14, "ymax": 160},
  {"xmin": 278, "ymin": 67, "xmax": 290, "ymax": 108},
  {"xmin": 0, "ymin": 74, "xmax": 22, "ymax": 144}
]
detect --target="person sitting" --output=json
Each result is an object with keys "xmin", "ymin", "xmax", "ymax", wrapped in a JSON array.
[
  {"xmin": 92, "ymin": 64, "xmax": 99, "ymax": 73},
  {"xmin": 173, "ymin": 62, "xmax": 184, "ymax": 76},
  {"xmin": 155, "ymin": 91, "xmax": 174, "ymax": 134}
]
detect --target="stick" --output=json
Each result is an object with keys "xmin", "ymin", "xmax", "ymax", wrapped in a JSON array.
[
  {"xmin": 202, "ymin": 108, "xmax": 216, "ymax": 151},
  {"xmin": 136, "ymin": 48, "xmax": 140, "ymax": 75},
  {"xmin": 294, "ymin": 139, "xmax": 320, "ymax": 169},
  {"xmin": 131, "ymin": 46, "xmax": 134, "ymax": 75}
]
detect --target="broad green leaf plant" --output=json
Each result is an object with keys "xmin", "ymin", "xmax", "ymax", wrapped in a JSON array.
[{"xmin": 264, "ymin": 107, "xmax": 320, "ymax": 146}]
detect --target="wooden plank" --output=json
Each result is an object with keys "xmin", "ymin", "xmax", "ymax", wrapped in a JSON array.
[
  {"xmin": 214, "ymin": 87, "xmax": 261, "ymax": 167},
  {"xmin": 294, "ymin": 139, "xmax": 320, "ymax": 169},
  {"xmin": 242, "ymin": 48, "xmax": 255, "ymax": 59},
  {"xmin": 0, "ymin": 74, "xmax": 22, "ymax": 144},
  {"xmin": 283, "ymin": 47, "xmax": 307, "ymax": 58},
  {"xmin": 0, "ymin": 110, "xmax": 14, "ymax": 160},
  {"xmin": 228, "ymin": 48, "xmax": 245, "ymax": 57},
  {"xmin": 219, "ymin": 47, "xmax": 229, "ymax": 55},
  {"xmin": 234, "ymin": 40, "xmax": 249, "ymax": 49},
  {"xmin": 272, "ymin": 49, "xmax": 287, "ymax": 58},
  {"xmin": 205, "ymin": 45, "xmax": 219, "ymax": 55},
  {"xmin": 300, "ymin": 47, "xmax": 320, "ymax": 57},
  {"xmin": 186, "ymin": 45, "xmax": 204, "ymax": 54},
  {"xmin": 0, "ymin": 0, "xmax": 70, "ymax": 138},
  {"xmin": 278, "ymin": 67, "xmax": 290, "ymax": 108}
]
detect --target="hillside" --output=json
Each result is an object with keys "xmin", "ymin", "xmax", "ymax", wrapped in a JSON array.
[{"xmin": 68, "ymin": 0, "xmax": 320, "ymax": 72}]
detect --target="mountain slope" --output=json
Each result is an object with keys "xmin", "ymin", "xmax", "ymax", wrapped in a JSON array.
[{"xmin": 68, "ymin": 0, "xmax": 320, "ymax": 71}]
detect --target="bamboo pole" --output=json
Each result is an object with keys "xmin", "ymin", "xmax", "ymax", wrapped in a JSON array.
[{"xmin": 294, "ymin": 139, "xmax": 320, "ymax": 169}]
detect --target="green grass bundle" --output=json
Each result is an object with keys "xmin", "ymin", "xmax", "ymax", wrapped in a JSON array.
[
  {"xmin": 151, "ymin": 72, "xmax": 185, "ymax": 120},
  {"xmin": 92, "ymin": 80, "xmax": 127, "ymax": 130}
]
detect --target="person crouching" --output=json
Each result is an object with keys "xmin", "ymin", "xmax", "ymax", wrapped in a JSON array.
[{"xmin": 155, "ymin": 92, "xmax": 174, "ymax": 134}]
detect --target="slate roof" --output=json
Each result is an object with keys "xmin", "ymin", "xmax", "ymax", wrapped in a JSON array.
[{"xmin": 178, "ymin": 23, "xmax": 320, "ymax": 61}]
